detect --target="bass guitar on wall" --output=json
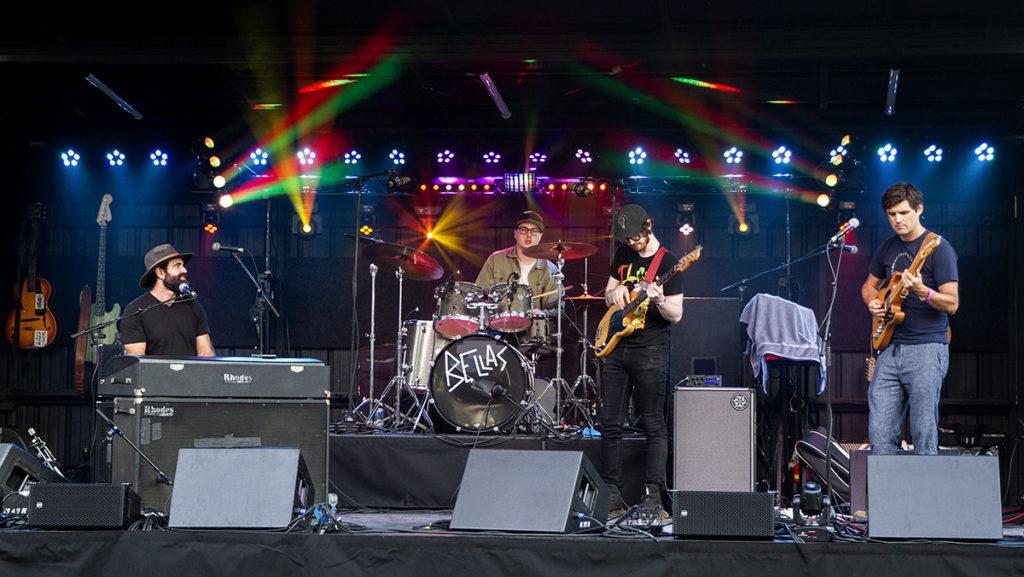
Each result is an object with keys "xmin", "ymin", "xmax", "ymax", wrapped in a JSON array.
[{"xmin": 74, "ymin": 194, "xmax": 120, "ymax": 396}]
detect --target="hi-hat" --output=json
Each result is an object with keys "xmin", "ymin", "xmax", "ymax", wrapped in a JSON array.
[
  {"xmin": 565, "ymin": 293, "xmax": 605, "ymax": 301},
  {"xmin": 522, "ymin": 241, "xmax": 598, "ymax": 261},
  {"xmin": 364, "ymin": 242, "xmax": 444, "ymax": 281}
]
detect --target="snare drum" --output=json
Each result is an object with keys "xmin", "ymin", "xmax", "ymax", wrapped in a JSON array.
[
  {"xmin": 434, "ymin": 281, "xmax": 486, "ymax": 338},
  {"xmin": 403, "ymin": 320, "xmax": 450, "ymax": 390},
  {"xmin": 487, "ymin": 283, "xmax": 534, "ymax": 333}
]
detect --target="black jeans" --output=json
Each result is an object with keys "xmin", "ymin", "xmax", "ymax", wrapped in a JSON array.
[{"xmin": 598, "ymin": 343, "xmax": 669, "ymax": 491}]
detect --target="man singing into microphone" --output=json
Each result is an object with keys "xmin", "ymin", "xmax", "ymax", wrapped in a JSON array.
[{"xmin": 121, "ymin": 244, "xmax": 215, "ymax": 357}]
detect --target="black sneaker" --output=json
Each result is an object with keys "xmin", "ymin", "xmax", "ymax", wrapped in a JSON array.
[
  {"xmin": 607, "ymin": 485, "xmax": 627, "ymax": 521},
  {"xmin": 639, "ymin": 483, "xmax": 670, "ymax": 524}
]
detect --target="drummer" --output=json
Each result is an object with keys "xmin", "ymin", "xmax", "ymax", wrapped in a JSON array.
[{"xmin": 476, "ymin": 211, "xmax": 558, "ymax": 318}]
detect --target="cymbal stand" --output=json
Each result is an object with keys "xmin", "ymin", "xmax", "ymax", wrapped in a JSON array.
[
  {"xmin": 548, "ymin": 242, "xmax": 590, "ymax": 427},
  {"xmin": 565, "ymin": 258, "xmax": 598, "ymax": 428},
  {"xmin": 350, "ymin": 263, "xmax": 378, "ymax": 424}
]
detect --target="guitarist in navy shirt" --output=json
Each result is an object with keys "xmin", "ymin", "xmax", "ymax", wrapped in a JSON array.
[
  {"xmin": 861, "ymin": 183, "xmax": 958, "ymax": 455},
  {"xmin": 600, "ymin": 204, "xmax": 684, "ymax": 520}
]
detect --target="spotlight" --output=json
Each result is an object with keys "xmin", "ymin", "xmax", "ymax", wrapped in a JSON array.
[
  {"xmin": 436, "ymin": 150, "xmax": 455, "ymax": 164},
  {"xmin": 419, "ymin": 184, "xmax": 427, "ymax": 191},
  {"xmin": 294, "ymin": 213, "xmax": 323, "ymax": 239},
  {"xmin": 218, "ymin": 194, "xmax": 234, "ymax": 208},
  {"xmin": 627, "ymin": 146, "xmax": 647, "ymax": 165},
  {"xmin": 817, "ymin": 193, "xmax": 831, "ymax": 208},
  {"xmin": 575, "ymin": 149, "xmax": 593, "ymax": 164},
  {"xmin": 389, "ymin": 149, "xmax": 406, "ymax": 165},
  {"xmin": 923, "ymin": 145, "xmax": 943, "ymax": 163},
  {"xmin": 974, "ymin": 142, "xmax": 994, "ymax": 161},
  {"xmin": 877, "ymin": 143, "xmax": 897, "ymax": 163},
  {"xmin": 829, "ymin": 145, "xmax": 847, "ymax": 166},
  {"xmin": 298, "ymin": 147, "xmax": 318, "ymax": 166},
  {"xmin": 250, "ymin": 148, "xmax": 270, "ymax": 166},
  {"xmin": 203, "ymin": 137, "xmax": 215, "ymax": 149},
  {"xmin": 106, "ymin": 149, "xmax": 125, "ymax": 166},
  {"xmin": 825, "ymin": 173, "xmax": 839, "ymax": 187},
  {"xmin": 60, "ymin": 148, "xmax": 80, "ymax": 167},
  {"xmin": 482, "ymin": 151, "xmax": 501, "ymax": 164},
  {"xmin": 547, "ymin": 183, "xmax": 557, "ymax": 192},
  {"xmin": 738, "ymin": 222, "xmax": 749, "ymax": 233},
  {"xmin": 343, "ymin": 150, "xmax": 361, "ymax": 165},
  {"xmin": 209, "ymin": 155, "xmax": 221, "ymax": 168},
  {"xmin": 674, "ymin": 149, "xmax": 691, "ymax": 164},
  {"xmin": 149, "ymin": 149, "xmax": 168, "ymax": 166},
  {"xmin": 676, "ymin": 203, "xmax": 696, "ymax": 235},
  {"xmin": 772, "ymin": 145, "xmax": 792, "ymax": 164},
  {"xmin": 529, "ymin": 152, "xmax": 547, "ymax": 164},
  {"xmin": 729, "ymin": 204, "xmax": 760, "ymax": 236},
  {"xmin": 723, "ymin": 146, "xmax": 743, "ymax": 164},
  {"xmin": 470, "ymin": 184, "xmax": 478, "ymax": 191},
  {"xmin": 426, "ymin": 231, "xmax": 434, "ymax": 240},
  {"xmin": 202, "ymin": 203, "xmax": 220, "ymax": 234},
  {"xmin": 213, "ymin": 175, "xmax": 226, "ymax": 189}
]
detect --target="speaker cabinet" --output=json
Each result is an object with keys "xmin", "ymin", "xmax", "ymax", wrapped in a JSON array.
[
  {"xmin": 28, "ymin": 483, "xmax": 141, "ymax": 528},
  {"xmin": 451, "ymin": 449, "xmax": 608, "ymax": 533},
  {"xmin": 670, "ymin": 297, "xmax": 743, "ymax": 387},
  {"xmin": 169, "ymin": 448, "xmax": 314, "ymax": 529},
  {"xmin": 868, "ymin": 454, "xmax": 1001, "ymax": 540},
  {"xmin": 0, "ymin": 444, "xmax": 61, "ymax": 516},
  {"xmin": 671, "ymin": 490, "xmax": 775, "ymax": 539},
  {"xmin": 106, "ymin": 397, "xmax": 328, "ymax": 511},
  {"xmin": 673, "ymin": 387, "xmax": 755, "ymax": 491}
]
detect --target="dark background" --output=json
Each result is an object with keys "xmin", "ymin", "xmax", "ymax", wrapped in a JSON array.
[{"xmin": 0, "ymin": 2, "xmax": 1020, "ymax": 501}]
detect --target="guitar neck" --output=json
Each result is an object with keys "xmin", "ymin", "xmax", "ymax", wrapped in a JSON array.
[
  {"xmin": 26, "ymin": 257, "xmax": 38, "ymax": 293},
  {"xmin": 623, "ymin": 267, "xmax": 679, "ymax": 315},
  {"xmin": 95, "ymin": 225, "xmax": 107, "ymax": 311}
]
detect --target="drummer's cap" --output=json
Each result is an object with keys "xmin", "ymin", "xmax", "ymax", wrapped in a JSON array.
[
  {"xmin": 515, "ymin": 211, "xmax": 545, "ymax": 233},
  {"xmin": 613, "ymin": 204, "xmax": 650, "ymax": 240}
]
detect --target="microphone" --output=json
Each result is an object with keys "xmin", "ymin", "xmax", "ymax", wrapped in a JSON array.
[
  {"xmin": 178, "ymin": 282, "xmax": 198, "ymax": 299},
  {"xmin": 827, "ymin": 218, "xmax": 860, "ymax": 245},
  {"xmin": 211, "ymin": 242, "xmax": 246, "ymax": 253},
  {"xmin": 829, "ymin": 244, "xmax": 859, "ymax": 254}
]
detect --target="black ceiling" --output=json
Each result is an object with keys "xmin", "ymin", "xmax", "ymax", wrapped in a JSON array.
[{"xmin": 3, "ymin": 1, "xmax": 1024, "ymax": 141}]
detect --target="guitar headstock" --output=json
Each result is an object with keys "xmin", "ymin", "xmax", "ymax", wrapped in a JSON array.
[
  {"xmin": 673, "ymin": 245, "xmax": 703, "ymax": 272},
  {"xmin": 29, "ymin": 202, "xmax": 47, "ymax": 221},
  {"xmin": 97, "ymin": 194, "xmax": 113, "ymax": 227}
]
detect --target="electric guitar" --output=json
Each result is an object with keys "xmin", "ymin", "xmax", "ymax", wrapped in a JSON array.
[
  {"xmin": 593, "ymin": 246, "xmax": 702, "ymax": 359},
  {"xmin": 5, "ymin": 204, "xmax": 58, "ymax": 348},
  {"xmin": 80, "ymin": 194, "xmax": 120, "ymax": 363}
]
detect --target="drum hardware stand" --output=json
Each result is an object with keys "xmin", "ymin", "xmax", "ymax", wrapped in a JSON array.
[
  {"xmin": 349, "ymin": 263, "xmax": 379, "ymax": 424},
  {"xmin": 547, "ymin": 242, "xmax": 591, "ymax": 429},
  {"xmin": 366, "ymin": 263, "xmax": 430, "ymax": 432},
  {"xmin": 564, "ymin": 257, "xmax": 598, "ymax": 429}
]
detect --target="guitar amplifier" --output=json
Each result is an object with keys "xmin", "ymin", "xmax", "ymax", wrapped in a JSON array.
[
  {"xmin": 105, "ymin": 397, "xmax": 329, "ymax": 511},
  {"xmin": 27, "ymin": 483, "xmax": 141, "ymax": 528}
]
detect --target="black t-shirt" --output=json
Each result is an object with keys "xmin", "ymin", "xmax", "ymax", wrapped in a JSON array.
[
  {"xmin": 120, "ymin": 293, "xmax": 211, "ymax": 356},
  {"xmin": 609, "ymin": 244, "xmax": 685, "ymax": 348},
  {"xmin": 868, "ymin": 230, "xmax": 958, "ymax": 345}
]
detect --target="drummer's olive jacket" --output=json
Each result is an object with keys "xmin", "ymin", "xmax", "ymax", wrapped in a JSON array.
[{"xmin": 475, "ymin": 245, "xmax": 559, "ymax": 317}]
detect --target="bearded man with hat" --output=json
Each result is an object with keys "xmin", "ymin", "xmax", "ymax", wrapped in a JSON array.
[
  {"xmin": 121, "ymin": 244, "xmax": 215, "ymax": 357},
  {"xmin": 600, "ymin": 204, "xmax": 684, "ymax": 521}
]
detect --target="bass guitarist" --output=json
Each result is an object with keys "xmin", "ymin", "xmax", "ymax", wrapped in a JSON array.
[
  {"xmin": 861, "ymin": 183, "xmax": 958, "ymax": 455},
  {"xmin": 600, "ymin": 204, "xmax": 684, "ymax": 519}
]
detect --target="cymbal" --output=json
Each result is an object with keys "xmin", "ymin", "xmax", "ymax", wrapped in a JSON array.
[
  {"xmin": 565, "ymin": 293, "xmax": 605, "ymax": 301},
  {"xmin": 364, "ymin": 242, "xmax": 445, "ymax": 281},
  {"xmin": 521, "ymin": 241, "xmax": 598, "ymax": 261},
  {"xmin": 345, "ymin": 233, "xmax": 382, "ymax": 245}
]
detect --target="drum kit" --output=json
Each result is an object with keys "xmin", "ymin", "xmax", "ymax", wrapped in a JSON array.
[{"xmin": 352, "ymin": 238, "xmax": 604, "ymax": 435}]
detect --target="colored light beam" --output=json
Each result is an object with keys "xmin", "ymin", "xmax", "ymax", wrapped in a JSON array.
[{"xmin": 671, "ymin": 77, "xmax": 742, "ymax": 93}]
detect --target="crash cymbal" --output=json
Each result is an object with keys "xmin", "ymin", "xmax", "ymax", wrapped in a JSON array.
[
  {"xmin": 364, "ymin": 242, "xmax": 445, "ymax": 281},
  {"xmin": 521, "ymin": 241, "xmax": 598, "ymax": 261}
]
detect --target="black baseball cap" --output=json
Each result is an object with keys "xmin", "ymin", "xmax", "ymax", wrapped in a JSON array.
[
  {"xmin": 613, "ymin": 204, "xmax": 649, "ymax": 240},
  {"xmin": 515, "ymin": 211, "xmax": 545, "ymax": 232}
]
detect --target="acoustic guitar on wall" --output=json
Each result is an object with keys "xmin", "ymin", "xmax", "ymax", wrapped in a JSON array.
[{"xmin": 5, "ymin": 203, "xmax": 58, "ymax": 349}]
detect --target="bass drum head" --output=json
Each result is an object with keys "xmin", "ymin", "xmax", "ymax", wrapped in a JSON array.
[{"xmin": 429, "ymin": 334, "xmax": 528, "ymax": 432}]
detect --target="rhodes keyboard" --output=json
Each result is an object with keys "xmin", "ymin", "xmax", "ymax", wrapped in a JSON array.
[{"xmin": 98, "ymin": 356, "xmax": 329, "ymax": 399}]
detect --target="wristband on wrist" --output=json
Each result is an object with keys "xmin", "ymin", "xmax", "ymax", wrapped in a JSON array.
[{"xmin": 925, "ymin": 288, "xmax": 934, "ymax": 302}]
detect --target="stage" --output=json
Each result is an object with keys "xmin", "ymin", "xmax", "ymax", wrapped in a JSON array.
[{"xmin": 0, "ymin": 512, "xmax": 1022, "ymax": 577}]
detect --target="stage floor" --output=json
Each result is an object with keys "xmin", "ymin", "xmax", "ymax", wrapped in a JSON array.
[{"xmin": 1, "ymin": 512, "xmax": 1022, "ymax": 577}]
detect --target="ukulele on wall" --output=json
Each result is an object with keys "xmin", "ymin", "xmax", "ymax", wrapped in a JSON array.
[{"xmin": 5, "ymin": 203, "xmax": 58, "ymax": 349}]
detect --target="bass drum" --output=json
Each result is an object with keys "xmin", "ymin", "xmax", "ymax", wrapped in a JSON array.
[{"xmin": 429, "ymin": 334, "xmax": 530, "ymax": 433}]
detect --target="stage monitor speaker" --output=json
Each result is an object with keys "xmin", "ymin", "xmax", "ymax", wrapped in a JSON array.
[
  {"xmin": 671, "ymin": 297, "xmax": 743, "ymax": 387},
  {"xmin": 105, "ymin": 397, "xmax": 328, "ymax": 510},
  {"xmin": 670, "ymin": 490, "xmax": 775, "ymax": 539},
  {"xmin": 867, "ymin": 454, "xmax": 1001, "ymax": 540},
  {"xmin": 451, "ymin": 449, "xmax": 608, "ymax": 533},
  {"xmin": 169, "ymin": 448, "xmax": 314, "ymax": 529},
  {"xmin": 673, "ymin": 387, "xmax": 755, "ymax": 492},
  {"xmin": 0, "ymin": 443, "xmax": 61, "ymax": 516},
  {"xmin": 28, "ymin": 483, "xmax": 141, "ymax": 528}
]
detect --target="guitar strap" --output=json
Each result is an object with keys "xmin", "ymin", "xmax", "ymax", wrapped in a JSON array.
[
  {"xmin": 643, "ymin": 247, "xmax": 668, "ymax": 285},
  {"xmin": 912, "ymin": 232, "xmax": 939, "ymax": 266}
]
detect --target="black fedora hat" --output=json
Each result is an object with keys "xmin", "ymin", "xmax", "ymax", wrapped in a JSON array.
[{"xmin": 139, "ymin": 244, "xmax": 193, "ymax": 288}]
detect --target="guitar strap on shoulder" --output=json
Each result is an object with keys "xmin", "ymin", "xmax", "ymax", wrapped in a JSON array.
[
  {"xmin": 914, "ymin": 232, "xmax": 940, "ymax": 263},
  {"xmin": 644, "ymin": 247, "xmax": 669, "ymax": 284}
]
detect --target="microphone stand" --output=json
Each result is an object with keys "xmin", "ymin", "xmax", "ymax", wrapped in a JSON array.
[
  {"xmin": 95, "ymin": 408, "xmax": 173, "ymax": 487},
  {"xmin": 719, "ymin": 242, "xmax": 851, "ymax": 297},
  {"xmin": 225, "ymin": 251, "xmax": 280, "ymax": 355}
]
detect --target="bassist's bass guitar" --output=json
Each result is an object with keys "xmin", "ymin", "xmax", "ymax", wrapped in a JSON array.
[{"xmin": 593, "ymin": 246, "xmax": 702, "ymax": 359}]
